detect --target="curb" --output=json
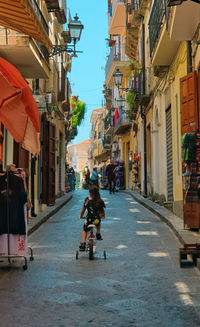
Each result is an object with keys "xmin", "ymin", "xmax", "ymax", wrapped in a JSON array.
[
  {"xmin": 27, "ymin": 195, "xmax": 73, "ymax": 236},
  {"xmin": 124, "ymin": 191, "xmax": 185, "ymax": 246}
]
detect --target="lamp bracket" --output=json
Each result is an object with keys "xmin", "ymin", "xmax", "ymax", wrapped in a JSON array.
[{"xmin": 49, "ymin": 44, "xmax": 83, "ymax": 57}]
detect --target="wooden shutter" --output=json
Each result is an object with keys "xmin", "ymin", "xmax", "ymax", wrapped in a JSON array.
[
  {"xmin": 180, "ymin": 71, "xmax": 197, "ymax": 134},
  {"xmin": 166, "ymin": 106, "xmax": 173, "ymax": 201},
  {"xmin": 13, "ymin": 141, "xmax": 29, "ymax": 171}
]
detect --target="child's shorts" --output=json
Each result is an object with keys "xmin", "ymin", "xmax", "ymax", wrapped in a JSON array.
[{"xmin": 83, "ymin": 218, "xmax": 101, "ymax": 232}]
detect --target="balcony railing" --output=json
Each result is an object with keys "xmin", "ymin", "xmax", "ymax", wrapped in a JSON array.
[
  {"xmin": 105, "ymin": 45, "xmax": 129, "ymax": 77},
  {"xmin": 115, "ymin": 108, "xmax": 130, "ymax": 129},
  {"xmin": 149, "ymin": 0, "xmax": 166, "ymax": 56},
  {"xmin": 131, "ymin": 0, "xmax": 141, "ymax": 10},
  {"xmin": 104, "ymin": 113, "xmax": 113, "ymax": 130},
  {"xmin": 103, "ymin": 135, "xmax": 112, "ymax": 149},
  {"xmin": 104, "ymin": 135, "xmax": 111, "ymax": 144},
  {"xmin": 28, "ymin": 0, "xmax": 49, "ymax": 35},
  {"xmin": 35, "ymin": 41, "xmax": 49, "ymax": 64}
]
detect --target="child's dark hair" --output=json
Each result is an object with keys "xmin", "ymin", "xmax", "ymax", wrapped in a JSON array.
[{"xmin": 89, "ymin": 185, "xmax": 101, "ymax": 206}]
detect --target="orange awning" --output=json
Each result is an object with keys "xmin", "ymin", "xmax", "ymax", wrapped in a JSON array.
[
  {"xmin": 0, "ymin": 0, "xmax": 52, "ymax": 50},
  {"xmin": 0, "ymin": 57, "xmax": 40, "ymax": 156}
]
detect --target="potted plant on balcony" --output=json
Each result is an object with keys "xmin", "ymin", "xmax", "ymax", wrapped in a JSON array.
[
  {"xmin": 126, "ymin": 90, "xmax": 139, "ymax": 120},
  {"xmin": 128, "ymin": 59, "xmax": 141, "ymax": 77}
]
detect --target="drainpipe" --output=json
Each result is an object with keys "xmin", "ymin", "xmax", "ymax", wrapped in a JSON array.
[{"xmin": 141, "ymin": 16, "xmax": 147, "ymax": 198}]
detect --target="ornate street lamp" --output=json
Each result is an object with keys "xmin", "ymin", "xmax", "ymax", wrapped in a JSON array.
[
  {"xmin": 168, "ymin": 0, "xmax": 200, "ymax": 6},
  {"xmin": 116, "ymin": 95, "xmax": 125, "ymax": 108},
  {"xmin": 50, "ymin": 13, "xmax": 84, "ymax": 56},
  {"xmin": 68, "ymin": 14, "xmax": 84, "ymax": 41},
  {"xmin": 113, "ymin": 69, "xmax": 123, "ymax": 88},
  {"xmin": 113, "ymin": 68, "xmax": 134, "ymax": 91}
]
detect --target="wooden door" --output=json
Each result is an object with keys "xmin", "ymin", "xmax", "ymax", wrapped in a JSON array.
[
  {"xmin": 41, "ymin": 113, "xmax": 49, "ymax": 204},
  {"xmin": 180, "ymin": 71, "xmax": 200, "ymax": 228},
  {"xmin": 48, "ymin": 123, "xmax": 55, "ymax": 205},
  {"xmin": 146, "ymin": 124, "xmax": 152, "ymax": 193},
  {"xmin": 180, "ymin": 71, "xmax": 198, "ymax": 134}
]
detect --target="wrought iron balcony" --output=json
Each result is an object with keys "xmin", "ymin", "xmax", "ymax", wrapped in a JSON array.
[
  {"xmin": 28, "ymin": 0, "xmax": 49, "ymax": 35},
  {"xmin": 103, "ymin": 135, "xmax": 112, "ymax": 149},
  {"xmin": 35, "ymin": 41, "xmax": 49, "ymax": 64},
  {"xmin": 104, "ymin": 113, "xmax": 113, "ymax": 130},
  {"xmin": 105, "ymin": 45, "xmax": 129, "ymax": 78},
  {"xmin": 115, "ymin": 108, "xmax": 132, "ymax": 134},
  {"xmin": 131, "ymin": 0, "xmax": 141, "ymax": 10},
  {"xmin": 149, "ymin": 0, "xmax": 166, "ymax": 56}
]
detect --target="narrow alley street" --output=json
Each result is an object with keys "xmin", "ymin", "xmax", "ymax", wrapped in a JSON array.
[{"xmin": 0, "ymin": 190, "xmax": 200, "ymax": 327}]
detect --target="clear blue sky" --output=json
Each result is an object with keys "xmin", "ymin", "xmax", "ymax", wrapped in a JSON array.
[{"xmin": 67, "ymin": 0, "xmax": 108, "ymax": 144}]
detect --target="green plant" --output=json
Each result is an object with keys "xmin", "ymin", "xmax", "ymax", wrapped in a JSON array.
[
  {"xmin": 71, "ymin": 99, "xmax": 86, "ymax": 128},
  {"xmin": 68, "ymin": 126, "xmax": 78, "ymax": 141},
  {"xmin": 126, "ymin": 90, "xmax": 139, "ymax": 119},
  {"xmin": 128, "ymin": 59, "xmax": 141, "ymax": 77}
]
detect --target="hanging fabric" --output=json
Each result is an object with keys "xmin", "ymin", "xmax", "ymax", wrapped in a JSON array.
[
  {"xmin": 0, "ymin": 168, "xmax": 28, "ymax": 256},
  {"xmin": 0, "ymin": 172, "xmax": 26, "ymax": 235}
]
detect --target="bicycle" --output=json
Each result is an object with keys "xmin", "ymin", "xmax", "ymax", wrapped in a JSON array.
[{"xmin": 76, "ymin": 218, "xmax": 106, "ymax": 261}]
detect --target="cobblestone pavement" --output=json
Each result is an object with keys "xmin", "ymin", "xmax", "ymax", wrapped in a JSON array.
[{"xmin": 0, "ymin": 190, "xmax": 200, "ymax": 327}]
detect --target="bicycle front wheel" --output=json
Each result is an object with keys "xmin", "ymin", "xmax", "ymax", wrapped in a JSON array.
[{"xmin": 89, "ymin": 239, "xmax": 94, "ymax": 260}]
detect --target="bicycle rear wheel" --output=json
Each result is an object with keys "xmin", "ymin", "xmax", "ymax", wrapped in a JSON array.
[{"xmin": 89, "ymin": 239, "xmax": 94, "ymax": 260}]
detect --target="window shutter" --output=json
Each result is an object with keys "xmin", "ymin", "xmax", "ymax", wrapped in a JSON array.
[{"xmin": 180, "ymin": 71, "xmax": 197, "ymax": 134}]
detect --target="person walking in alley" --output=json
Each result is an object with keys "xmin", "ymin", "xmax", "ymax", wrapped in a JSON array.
[
  {"xmin": 78, "ymin": 185, "xmax": 106, "ymax": 251},
  {"xmin": 90, "ymin": 167, "xmax": 99, "ymax": 186},
  {"xmin": 106, "ymin": 159, "xmax": 116, "ymax": 194},
  {"xmin": 85, "ymin": 166, "xmax": 90, "ymax": 188}
]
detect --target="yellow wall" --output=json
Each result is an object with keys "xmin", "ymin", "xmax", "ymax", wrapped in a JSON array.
[{"xmin": 170, "ymin": 42, "xmax": 187, "ymax": 203}]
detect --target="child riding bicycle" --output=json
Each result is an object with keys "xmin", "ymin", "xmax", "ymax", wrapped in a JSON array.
[{"xmin": 79, "ymin": 185, "xmax": 105, "ymax": 251}]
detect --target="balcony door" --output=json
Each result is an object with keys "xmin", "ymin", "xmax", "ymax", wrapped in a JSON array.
[{"xmin": 42, "ymin": 113, "xmax": 55, "ymax": 206}]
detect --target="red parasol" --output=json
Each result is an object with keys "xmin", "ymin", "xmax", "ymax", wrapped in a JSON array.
[{"xmin": 0, "ymin": 57, "xmax": 40, "ymax": 156}]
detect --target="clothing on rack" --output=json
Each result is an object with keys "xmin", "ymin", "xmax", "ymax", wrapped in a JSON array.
[
  {"xmin": 0, "ymin": 171, "xmax": 27, "ymax": 235},
  {"xmin": 0, "ymin": 199, "xmax": 28, "ymax": 256}
]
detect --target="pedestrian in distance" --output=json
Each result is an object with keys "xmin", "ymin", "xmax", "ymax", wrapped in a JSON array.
[
  {"xmin": 78, "ymin": 185, "xmax": 106, "ymax": 251},
  {"xmin": 106, "ymin": 159, "xmax": 116, "ymax": 194},
  {"xmin": 85, "ymin": 166, "xmax": 90, "ymax": 188},
  {"xmin": 90, "ymin": 167, "xmax": 99, "ymax": 186}
]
